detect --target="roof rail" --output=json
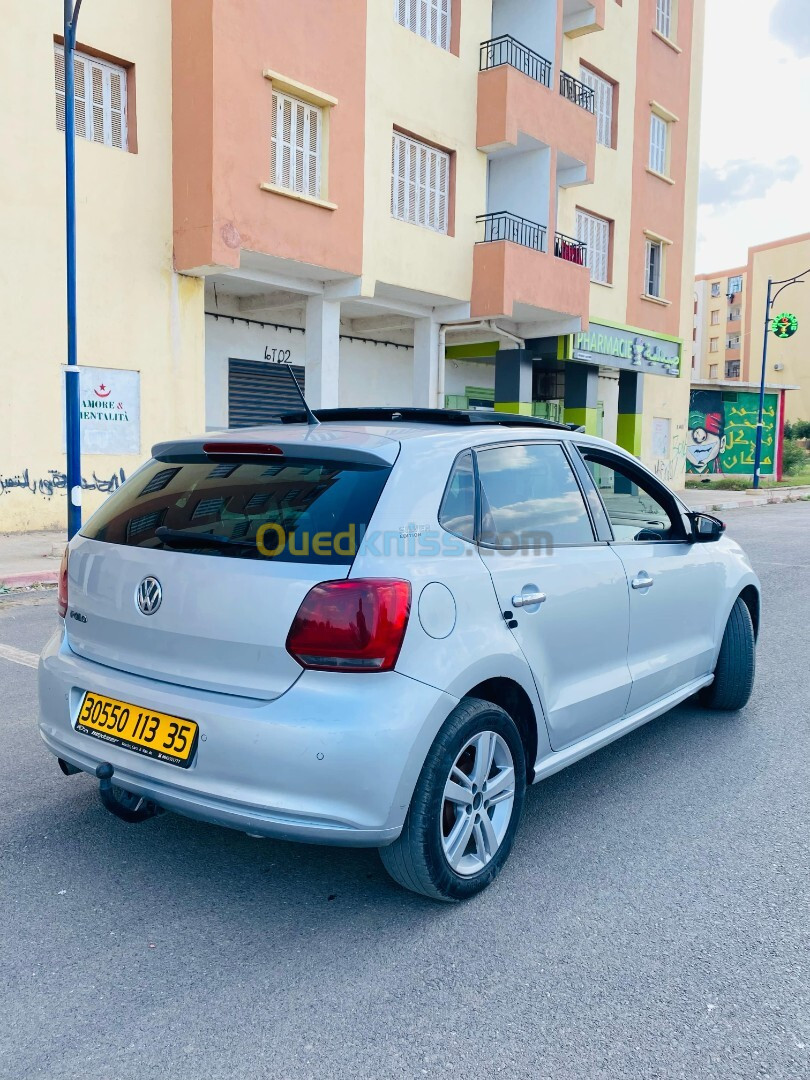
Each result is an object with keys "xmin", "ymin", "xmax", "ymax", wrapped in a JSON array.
[{"xmin": 278, "ymin": 407, "xmax": 570, "ymax": 431}]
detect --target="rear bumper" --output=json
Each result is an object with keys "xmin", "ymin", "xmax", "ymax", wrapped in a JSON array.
[{"xmin": 38, "ymin": 628, "xmax": 458, "ymax": 846}]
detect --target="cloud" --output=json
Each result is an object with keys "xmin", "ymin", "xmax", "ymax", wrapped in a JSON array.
[
  {"xmin": 770, "ymin": 0, "xmax": 810, "ymax": 58},
  {"xmin": 699, "ymin": 157, "xmax": 802, "ymax": 209}
]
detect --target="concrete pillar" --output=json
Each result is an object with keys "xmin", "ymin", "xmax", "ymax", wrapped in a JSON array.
[
  {"xmin": 564, "ymin": 362, "xmax": 599, "ymax": 433},
  {"xmin": 413, "ymin": 317, "xmax": 440, "ymax": 407},
  {"xmin": 494, "ymin": 348, "xmax": 533, "ymax": 414},
  {"xmin": 617, "ymin": 370, "xmax": 644, "ymax": 457},
  {"xmin": 305, "ymin": 296, "xmax": 340, "ymax": 408}
]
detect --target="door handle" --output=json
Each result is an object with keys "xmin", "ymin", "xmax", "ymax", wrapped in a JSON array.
[
  {"xmin": 631, "ymin": 572, "xmax": 654, "ymax": 590},
  {"xmin": 512, "ymin": 591, "xmax": 547, "ymax": 608}
]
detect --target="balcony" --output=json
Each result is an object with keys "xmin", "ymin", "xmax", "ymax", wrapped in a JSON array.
[
  {"xmin": 480, "ymin": 35, "xmax": 552, "ymax": 87},
  {"xmin": 471, "ymin": 212, "xmax": 590, "ymax": 327},
  {"xmin": 725, "ymin": 361, "xmax": 741, "ymax": 379},
  {"xmin": 477, "ymin": 43, "xmax": 596, "ymax": 181},
  {"xmin": 559, "ymin": 71, "xmax": 595, "ymax": 113},
  {"xmin": 554, "ymin": 231, "xmax": 587, "ymax": 266},
  {"xmin": 562, "ymin": 0, "xmax": 605, "ymax": 38}
]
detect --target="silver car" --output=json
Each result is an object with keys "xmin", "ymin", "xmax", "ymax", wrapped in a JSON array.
[{"xmin": 39, "ymin": 408, "xmax": 760, "ymax": 900}]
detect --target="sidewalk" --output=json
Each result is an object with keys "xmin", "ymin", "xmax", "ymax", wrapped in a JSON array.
[
  {"xmin": 0, "ymin": 531, "xmax": 63, "ymax": 591},
  {"xmin": 675, "ymin": 484, "xmax": 810, "ymax": 511}
]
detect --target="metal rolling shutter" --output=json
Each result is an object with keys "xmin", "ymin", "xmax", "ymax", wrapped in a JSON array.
[{"xmin": 228, "ymin": 358, "xmax": 307, "ymax": 427}]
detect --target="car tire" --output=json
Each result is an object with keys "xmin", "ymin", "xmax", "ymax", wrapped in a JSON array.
[
  {"xmin": 379, "ymin": 697, "xmax": 527, "ymax": 901},
  {"xmin": 700, "ymin": 597, "xmax": 756, "ymax": 711}
]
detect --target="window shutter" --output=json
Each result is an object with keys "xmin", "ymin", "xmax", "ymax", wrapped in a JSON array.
[
  {"xmin": 271, "ymin": 90, "xmax": 322, "ymax": 198},
  {"xmin": 391, "ymin": 132, "xmax": 449, "ymax": 233},
  {"xmin": 54, "ymin": 45, "xmax": 126, "ymax": 149},
  {"xmin": 395, "ymin": 0, "xmax": 451, "ymax": 49},
  {"xmin": 649, "ymin": 114, "xmax": 667, "ymax": 174},
  {"xmin": 580, "ymin": 68, "xmax": 613, "ymax": 148},
  {"xmin": 576, "ymin": 210, "xmax": 609, "ymax": 284}
]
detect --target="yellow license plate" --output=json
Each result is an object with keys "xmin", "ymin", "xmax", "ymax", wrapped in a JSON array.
[{"xmin": 75, "ymin": 691, "xmax": 199, "ymax": 768}]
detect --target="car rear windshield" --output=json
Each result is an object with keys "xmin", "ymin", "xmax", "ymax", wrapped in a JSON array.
[{"xmin": 80, "ymin": 455, "xmax": 391, "ymax": 564}]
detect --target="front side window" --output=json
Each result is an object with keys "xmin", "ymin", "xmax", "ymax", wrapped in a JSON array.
[
  {"xmin": 579, "ymin": 67, "xmax": 614, "ymax": 147},
  {"xmin": 728, "ymin": 275, "xmax": 743, "ymax": 294},
  {"xmin": 710, "ymin": 337, "xmax": 719, "ymax": 352},
  {"xmin": 54, "ymin": 44, "xmax": 127, "ymax": 150},
  {"xmin": 391, "ymin": 132, "xmax": 450, "ymax": 233},
  {"xmin": 395, "ymin": 0, "xmax": 451, "ymax": 50},
  {"xmin": 576, "ymin": 209, "xmax": 610, "ymax": 284},
  {"xmin": 476, "ymin": 443, "xmax": 594, "ymax": 548},
  {"xmin": 271, "ymin": 90, "xmax": 322, "ymax": 199},
  {"xmin": 582, "ymin": 454, "xmax": 682, "ymax": 542},
  {"xmin": 645, "ymin": 239, "xmax": 663, "ymax": 298},
  {"xmin": 711, "ymin": 281, "xmax": 721, "ymax": 297},
  {"xmin": 649, "ymin": 113, "xmax": 668, "ymax": 174},
  {"xmin": 710, "ymin": 309, "xmax": 720, "ymax": 325}
]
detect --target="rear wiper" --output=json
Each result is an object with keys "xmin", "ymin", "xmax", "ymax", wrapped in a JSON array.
[{"xmin": 154, "ymin": 527, "xmax": 256, "ymax": 550}]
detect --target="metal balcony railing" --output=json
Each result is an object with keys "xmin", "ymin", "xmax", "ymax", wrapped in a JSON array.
[
  {"xmin": 477, "ymin": 211, "xmax": 547, "ymax": 252},
  {"xmin": 479, "ymin": 35, "xmax": 552, "ymax": 87},
  {"xmin": 554, "ymin": 232, "xmax": 587, "ymax": 265},
  {"xmin": 559, "ymin": 70, "xmax": 595, "ymax": 113}
]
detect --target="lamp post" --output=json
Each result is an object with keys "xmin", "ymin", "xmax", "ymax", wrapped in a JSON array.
[
  {"xmin": 63, "ymin": 0, "xmax": 84, "ymax": 538},
  {"xmin": 752, "ymin": 268, "xmax": 808, "ymax": 489}
]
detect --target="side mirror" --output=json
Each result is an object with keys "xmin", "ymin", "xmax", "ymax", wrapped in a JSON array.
[{"xmin": 688, "ymin": 512, "xmax": 725, "ymax": 543}]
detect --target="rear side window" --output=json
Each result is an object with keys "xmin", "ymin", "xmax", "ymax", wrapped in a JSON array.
[
  {"xmin": 439, "ymin": 450, "xmax": 475, "ymax": 542},
  {"xmin": 80, "ymin": 456, "xmax": 391, "ymax": 564},
  {"xmin": 476, "ymin": 443, "xmax": 594, "ymax": 547}
]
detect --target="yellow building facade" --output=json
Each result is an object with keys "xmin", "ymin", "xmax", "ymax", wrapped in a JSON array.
[{"xmin": 0, "ymin": 0, "xmax": 204, "ymax": 532}]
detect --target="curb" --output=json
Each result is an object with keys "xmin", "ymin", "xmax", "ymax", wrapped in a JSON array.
[{"xmin": 0, "ymin": 571, "xmax": 59, "ymax": 591}]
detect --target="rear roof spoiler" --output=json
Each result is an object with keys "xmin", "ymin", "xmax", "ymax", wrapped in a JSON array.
[{"xmin": 151, "ymin": 436, "xmax": 399, "ymax": 468}]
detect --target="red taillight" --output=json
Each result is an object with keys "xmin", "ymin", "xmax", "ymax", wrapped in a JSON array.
[
  {"xmin": 57, "ymin": 547, "xmax": 69, "ymax": 619},
  {"xmin": 286, "ymin": 579, "xmax": 411, "ymax": 673}
]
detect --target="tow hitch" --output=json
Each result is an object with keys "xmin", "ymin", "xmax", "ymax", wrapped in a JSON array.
[{"xmin": 95, "ymin": 763, "xmax": 164, "ymax": 824}]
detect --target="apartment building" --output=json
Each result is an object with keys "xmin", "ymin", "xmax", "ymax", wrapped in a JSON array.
[
  {"xmin": 1, "ymin": 0, "xmax": 706, "ymax": 531},
  {"xmin": 690, "ymin": 234, "xmax": 809, "ymax": 478}
]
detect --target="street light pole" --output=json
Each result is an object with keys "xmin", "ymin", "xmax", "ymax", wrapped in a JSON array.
[
  {"xmin": 752, "ymin": 268, "xmax": 808, "ymax": 489},
  {"xmin": 64, "ymin": 0, "xmax": 84, "ymax": 538}
]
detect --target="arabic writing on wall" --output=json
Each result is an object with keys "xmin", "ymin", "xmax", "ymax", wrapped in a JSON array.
[{"xmin": 0, "ymin": 468, "xmax": 126, "ymax": 499}]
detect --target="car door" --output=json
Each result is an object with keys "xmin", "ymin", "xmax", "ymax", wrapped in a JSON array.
[
  {"xmin": 474, "ymin": 440, "xmax": 632, "ymax": 752},
  {"xmin": 577, "ymin": 446, "xmax": 724, "ymax": 713}
]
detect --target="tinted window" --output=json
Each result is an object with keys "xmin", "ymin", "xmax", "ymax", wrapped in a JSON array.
[
  {"xmin": 439, "ymin": 450, "xmax": 475, "ymax": 541},
  {"xmin": 476, "ymin": 443, "xmax": 594, "ymax": 547},
  {"xmin": 81, "ymin": 456, "xmax": 391, "ymax": 564},
  {"xmin": 583, "ymin": 455, "xmax": 679, "ymax": 542}
]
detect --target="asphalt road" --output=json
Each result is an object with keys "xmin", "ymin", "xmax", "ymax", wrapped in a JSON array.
[{"xmin": 1, "ymin": 504, "xmax": 808, "ymax": 1080}]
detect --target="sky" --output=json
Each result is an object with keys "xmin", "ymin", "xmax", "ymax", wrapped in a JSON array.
[{"xmin": 696, "ymin": 0, "xmax": 810, "ymax": 273}]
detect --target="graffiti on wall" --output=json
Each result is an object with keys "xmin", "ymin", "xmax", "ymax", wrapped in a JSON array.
[
  {"xmin": 0, "ymin": 468, "xmax": 126, "ymax": 499},
  {"xmin": 686, "ymin": 390, "xmax": 777, "ymax": 475},
  {"xmin": 653, "ymin": 429, "xmax": 689, "ymax": 484}
]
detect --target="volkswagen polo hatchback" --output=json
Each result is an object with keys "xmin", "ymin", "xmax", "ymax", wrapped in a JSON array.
[{"xmin": 39, "ymin": 409, "xmax": 760, "ymax": 900}]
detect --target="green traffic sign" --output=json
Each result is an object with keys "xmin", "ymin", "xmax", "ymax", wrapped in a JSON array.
[{"xmin": 771, "ymin": 312, "xmax": 799, "ymax": 339}]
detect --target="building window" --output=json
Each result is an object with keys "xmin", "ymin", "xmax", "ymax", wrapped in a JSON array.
[
  {"xmin": 725, "ymin": 360, "xmax": 741, "ymax": 378},
  {"xmin": 710, "ymin": 309, "xmax": 720, "ymax": 325},
  {"xmin": 395, "ymin": 0, "xmax": 451, "ymax": 51},
  {"xmin": 727, "ymin": 334, "xmax": 741, "ymax": 349},
  {"xmin": 645, "ymin": 239, "xmax": 663, "ymax": 298},
  {"xmin": 391, "ymin": 131, "xmax": 450, "ymax": 233},
  {"xmin": 709, "ymin": 338, "xmax": 719, "ymax": 353},
  {"xmin": 270, "ymin": 90, "xmax": 323, "ymax": 199},
  {"xmin": 579, "ymin": 67, "xmax": 614, "ymax": 148},
  {"xmin": 728, "ymin": 274, "xmax": 743, "ymax": 294},
  {"xmin": 576, "ymin": 210, "xmax": 610, "ymax": 284},
  {"xmin": 711, "ymin": 281, "xmax": 721, "ymax": 297},
  {"xmin": 656, "ymin": 0, "xmax": 673, "ymax": 39},
  {"xmin": 649, "ymin": 113, "xmax": 668, "ymax": 175},
  {"xmin": 54, "ymin": 44, "xmax": 127, "ymax": 150},
  {"xmin": 709, "ymin": 364, "xmax": 718, "ymax": 379},
  {"xmin": 728, "ymin": 306, "xmax": 741, "ymax": 321}
]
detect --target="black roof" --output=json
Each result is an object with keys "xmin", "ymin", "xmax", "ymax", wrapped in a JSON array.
[{"xmin": 278, "ymin": 407, "xmax": 577, "ymax": 431}]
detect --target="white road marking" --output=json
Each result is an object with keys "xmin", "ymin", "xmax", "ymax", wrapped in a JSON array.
[{"xmin": 0, "ymin": 643, "xmax": 39, "ymax": 669}]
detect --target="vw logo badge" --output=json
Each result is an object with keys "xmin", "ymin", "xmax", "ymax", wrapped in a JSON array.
[{"xmin": 136, "ymin": 576, "xmax": 162, "ymax": 616}]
